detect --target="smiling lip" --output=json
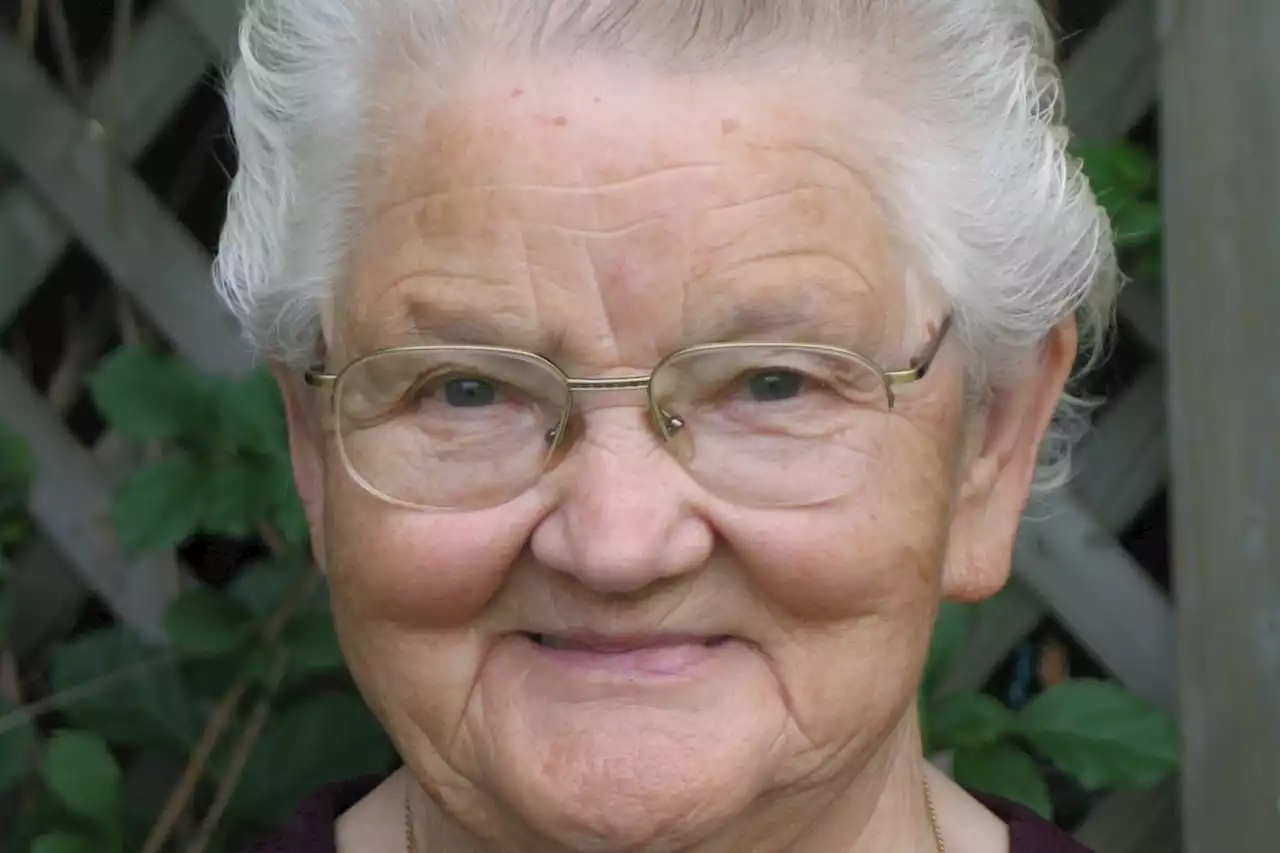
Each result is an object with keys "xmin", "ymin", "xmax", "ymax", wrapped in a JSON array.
[
  {"xmin": 518, "ymin": 632, "xmax": 733, "ymax": 676},
  {"xmin": 523, "ymin": 632, "xmax": 730, "ymax": 652}
]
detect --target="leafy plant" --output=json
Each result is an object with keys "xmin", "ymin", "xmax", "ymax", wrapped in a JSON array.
[
  {"xmin": 920, "ymin": 601, "xmax": 1179, "ymax": 819},
  {"xmin": 1075, "ymin": 140, "xmax": 1163, "ymax": 278},
  {"xmin": 0, "ymin": 425, "xmax": 37, "ymax": 799},
  {"xmin": 36, "ymin": 731, "xmax": 125, "ymax": 853},
  {"xmin": 0, "ymin": 425, "xmax": 35, "ymax": 642},
  {"xmin": 1, "ymin": 355, "xmax": 397, "ymax": 853},
  {"xmin": 87, "ymin": 350, "xmax": 309, "ymax": 553}
]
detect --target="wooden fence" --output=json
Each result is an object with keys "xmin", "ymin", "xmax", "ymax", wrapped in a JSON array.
[{"xmin": 0, "ymin": 0, "xmax": 1247, "ymax": 850}]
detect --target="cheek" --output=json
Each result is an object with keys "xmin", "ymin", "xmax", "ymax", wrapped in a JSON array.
[
  {"xmin": 731, "ymin": 436, "xmax": 955, "ymax": 622},
  {"xmin": 320, "ymin": 464, "xmax": 542, "ymax": 629},
  {"xmin": 715, "ymin": 425, "xmax": 958, "ymax": 760}
]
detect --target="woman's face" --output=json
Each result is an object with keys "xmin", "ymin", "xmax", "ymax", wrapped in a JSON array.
[{"xmin": 284, "ymin": 61, "xmax": 1068, "ymax": 850}]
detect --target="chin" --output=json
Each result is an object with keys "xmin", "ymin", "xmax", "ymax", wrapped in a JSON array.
[
  {"xmin": 471, "ymin": 641, "xmax": 789, "ymax": 851},
  {"xmin": 493, "ymin": 730, "xmax": 769, "ymax": 852}
]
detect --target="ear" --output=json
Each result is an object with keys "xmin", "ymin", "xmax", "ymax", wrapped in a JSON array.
[
  {"xmin": 942, "ymin": 319, "xmax": 1078, "ymax": 602},
  {"xmin": 272, "ymin": 365, "xmax": 329, "ymax": 572}
]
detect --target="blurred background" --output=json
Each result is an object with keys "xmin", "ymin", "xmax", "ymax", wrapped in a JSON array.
[{"xmin": 0, "ymin": 1, "xmax": 1275, "ymax": 851}]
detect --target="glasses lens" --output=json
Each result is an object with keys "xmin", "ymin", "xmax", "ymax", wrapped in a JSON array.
[
  {"xmin": 335, "ymin": 349, "xmax": 569, "ymax": 509},
  {"xmin": 651, "ymin": 345, "xmax": 890, "ymax": 506}
]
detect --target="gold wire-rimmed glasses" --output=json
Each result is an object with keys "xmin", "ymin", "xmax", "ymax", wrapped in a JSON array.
[{"xmin": 305, "ymin": 314, "xmax": 952, "ymax": 510}]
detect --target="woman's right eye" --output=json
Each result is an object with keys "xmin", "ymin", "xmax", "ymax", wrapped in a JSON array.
[
  {"xmin": 438, "ymin": 376, "xmax": 499, "ymax": 408},
  {"xmin": 742, "ymin": 369, "xmax": 807, "ymax": 403}
]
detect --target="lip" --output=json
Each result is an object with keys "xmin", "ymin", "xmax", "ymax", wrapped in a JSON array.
[
  {"xmin": 522, "ymin": 631, "xmax": 731, "ymax": 652},
  {"xmin": 516, "ymin": 631, "xmax": 734, "ymax": 677}
]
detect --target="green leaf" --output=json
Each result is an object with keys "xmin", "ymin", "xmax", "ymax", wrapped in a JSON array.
[
  {"xmin": 953, "ymin": 742, "xmax": 1053, "ymax": 819},
  {"xmin": 1015, "ymin": 679, "xmax": 1178, "ymax": 790},
  {"xmin": 0, "ymin": 697, "xmax": 37, "ymax": 793},
  {"xmin": 166, "ymin": 588, "xmax": 258, "ymax": 658},
  {"xmin": 89, "ymin": 348, "xmax": 216, "ymax": 443},
  {"xmin": 924, "ymin": 692, "xmax": 1014, "ymax": 753},
  {"xmin": 1075, "ymin": 141, "xmax": 1156, "ymax": 197},
  {"xmin": 0, "ymin": 426, "xmax": 34, "ymax": 533},
  {"xmin": 29, "ymin": 831, "xmax": 105, "ymax": 853},
  {"xmin": 215, "ymin": 368, "xmax": 290, "ymax": 459},
  {"xmin": 283, "ymin": 612, "xmax": 345, "ymax": 674},
  {"xmin": 42, "ymin": 731, "xmax": 121, "ymax": 829},
  {"xmin": 110, "ymin": 455, "xmax": 206, "ymax": 553},
  {"xmin": 227, "ymin": 693, "xmax": 397, "ymax": 828},
  {"xmin": 0, "ymin": 424, "xmax": 34, "ymax": 497},
  {"xmin": 200, "ymin": 456, "xmax": 278, "ymax": 538},
  {"xmin": 0, "ymin": 515, "xmax": 29, "ymax": 550},
  {"xmin": 0, "ymin": 580, "xmax": 10, "ymax": 642},
  {"xmin": 922, "ymin": 602, "xmax": 973, "ymax": 696},
  {"xmin": 1112, "ymin": 201, "xmax": 1163, "ymax": 250},
  {"xmin": 50, "ymin": 627, "xmax": 202, "ymax": 753},
  {"xmin": 227, "ymin": 557, "xmax": 320, "ymax": 621}
]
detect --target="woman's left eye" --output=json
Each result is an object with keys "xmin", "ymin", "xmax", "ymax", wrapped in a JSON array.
[
  {"xmin": 742, "ymin": 369, "xmax": 808, "ymax": 403},
  {"xmin": 441, "ymin": 377, "xmax": 499, "ymax": 408}
]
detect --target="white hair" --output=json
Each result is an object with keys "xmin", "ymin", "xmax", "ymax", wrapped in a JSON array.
[{"xmin": 214, "ymin": 0, "xmax": 1121, "ymax": 488}]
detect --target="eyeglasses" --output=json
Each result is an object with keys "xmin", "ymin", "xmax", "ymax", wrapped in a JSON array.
[{"xmin": 305, "ymin": 314, "xmax": 952, "ymax": 510}]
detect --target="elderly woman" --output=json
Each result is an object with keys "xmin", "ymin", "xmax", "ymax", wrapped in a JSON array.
[{"xmin": 217, "ymin": 1, "xmax": 1116, "ymax": 851}]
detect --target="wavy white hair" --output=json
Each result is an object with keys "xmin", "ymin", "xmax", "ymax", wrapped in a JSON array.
[{"xmin": 213, "ymin": 0, "xmax": 1121, "ymax": 488}]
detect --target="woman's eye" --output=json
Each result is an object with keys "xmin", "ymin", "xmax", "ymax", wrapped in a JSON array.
[
  {"xmin": 440, "ymin": 377, "xmax": 499, "ymax": 408},
  {"xmin": 743, "ymin": 370, "xmax": 807, "ymax": 403}
]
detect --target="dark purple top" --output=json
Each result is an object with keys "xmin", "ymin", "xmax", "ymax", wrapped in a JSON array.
[{"xmin": 237, "ymin": 775, "xmax": 1094, "ymax": 852}]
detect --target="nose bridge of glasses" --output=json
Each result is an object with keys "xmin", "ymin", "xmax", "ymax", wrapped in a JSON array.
[
  {"xmin": 565, "ymin": 374, "xmax": 653, "ymax": 394},
  {"xmin": 558, "ymin": 373, "xmax": 681, "ymax": 440}
]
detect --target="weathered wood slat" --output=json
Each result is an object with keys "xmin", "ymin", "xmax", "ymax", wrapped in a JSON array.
[
  {"xmin": 943, "ymin": 361, "xmax": 1169, "ymax": 698},
  {"xmin": 0, "ymin": 4, "xmax": 216, "ymax": 329},
  {"xmin": 1115, "ymin": 278, "xmax": 1165, "ymax": 355},
  {"xmin": 8, "ymin": 535, "xmax": 87, "ymax": 663},
  {"xmin": 938, "ymin": 581, "xmax": 1043, "ymax": 696},
  {"xmin": 1062, "ymin": 0, "xmax": 1158, "ymax": 142},
  {"xmin": 170, "ymin": 0, "xmax": 244, "ymax": 58},
  {"xmin": 1016, "ymin": 492, "xmax": 1176, "ymax": 712},
  {"xmin": 1162, "ymin": 1, "xmax": 1280, "ymax": 850},
  {"xmin": 0, "ymin": 357, "xmax": 182, "ymax": 640},
  {"xmin": 1076, "ymin": 778, "xmax": 1182, "ymax": 853},
  {"xmin": 0, "ymin": 33, "xmax": 248, "ymax": 375},
  {"xmin": 1072, "ymin": 366, "xmax": 1168, "ymax": 528},
  {"xmin": 0, "ymin": 181, "xmax": 62, "ymax": 326}
]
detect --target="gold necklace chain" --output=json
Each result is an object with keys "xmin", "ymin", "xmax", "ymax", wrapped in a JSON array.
[
  {"xmin": 405, "ymin": 776, "xmax": 944, "ymax": 853},
  {"xmin": 923, "ymin": 772, "xmax": 946, "ymax": 853}
]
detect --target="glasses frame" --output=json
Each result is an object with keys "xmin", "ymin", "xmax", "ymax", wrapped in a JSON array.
[{"xmin": 304, "ymin": 313, "xmax": 952, "ymax": 509}]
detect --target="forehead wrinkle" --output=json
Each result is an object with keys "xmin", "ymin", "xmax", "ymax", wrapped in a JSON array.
[
  {"xmin": 372, "ymin": 161, "xmax": 726, "ymax": 220},
  {"xmin": 700, "ymin": 183, "xmax": 830, "ymax": 217},
  {"xmin": 369, "ymin": 183, "xmax": 698, "ymax": 248}
]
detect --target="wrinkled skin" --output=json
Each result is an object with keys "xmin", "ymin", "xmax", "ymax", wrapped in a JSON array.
[{"xmin": 278, "ymin": 59, "xmax": 1074, "ymax": 853}]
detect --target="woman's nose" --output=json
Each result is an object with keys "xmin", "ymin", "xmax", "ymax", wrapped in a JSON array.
[{"xmin": 529, "ymin": 411, "xmax": 714, "ymax": 596}]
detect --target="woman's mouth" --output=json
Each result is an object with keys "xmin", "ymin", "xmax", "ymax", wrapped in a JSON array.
[{"xmin": 518, "ymin": 632, "xmax": 735, "ymax": 676}]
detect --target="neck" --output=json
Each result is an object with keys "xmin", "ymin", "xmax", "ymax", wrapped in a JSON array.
[{"xmin": 382, "ymin": 712, "xmax": 941, "ymax": 853}]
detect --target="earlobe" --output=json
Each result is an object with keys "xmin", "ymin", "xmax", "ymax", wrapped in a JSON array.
[
  {"xmin": 272, "ymin": 365, "xmax": 328, "ymax": 571},
  {"xmin": 942, "ymin": 320, "xmax": 1078, "ymax": 602}
]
